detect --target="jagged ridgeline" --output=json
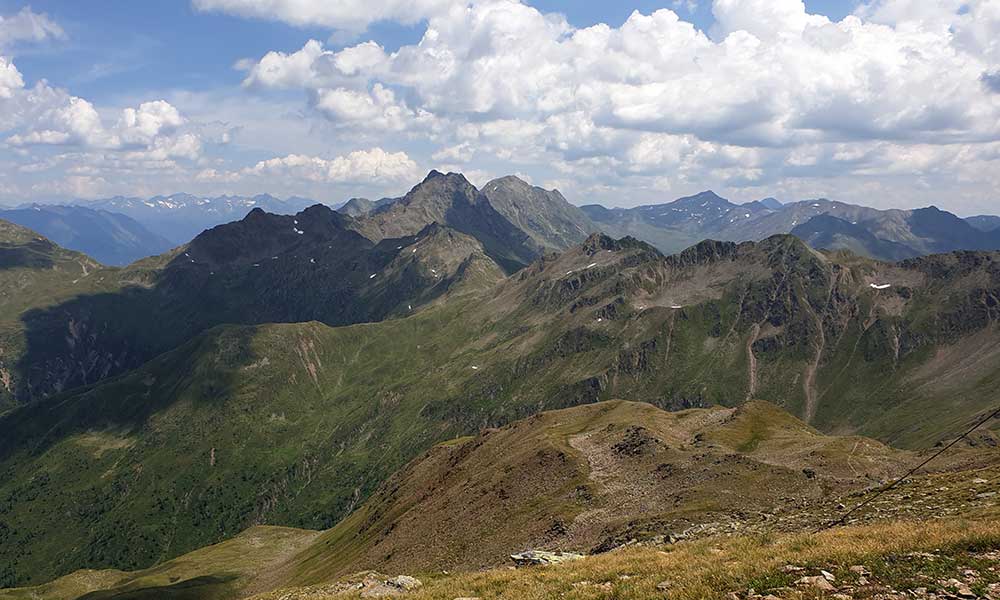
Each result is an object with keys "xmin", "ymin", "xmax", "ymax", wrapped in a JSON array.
[
  {"xmin": 0, "ymin": 172, "xmax": 594, "ymax": 412},
  {"xmin": 3, "ymin": 200, "xmax": 1000, "ymax": 588}
]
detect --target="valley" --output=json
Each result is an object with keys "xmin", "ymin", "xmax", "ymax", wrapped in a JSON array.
[{"xmin": 3, "ymin": 171, "xmax": 1000, "ymax": 599}]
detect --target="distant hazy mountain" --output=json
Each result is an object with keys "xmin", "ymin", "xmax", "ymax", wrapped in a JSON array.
[
  {"xmin": 966, "ymin": 215, "xmax": 1000, "ymax": 232},
  {"xmin": 337, "ymin": 196, "xmax": 397, "ymax": 217},
  {"xmin": 50, "ymin": 184, "xmax": 1000, "ymax": 264},
  {"xmin": 584, "ymin": 191, "xmax": 1000, "ymax": 261},
  {"xmin": 0, "ymin": 204, "xmax": 173, "ymax": 266},
  {"xmin": 79, "ymin": 193, "xmax": 321, "ymax": 245},
  {"xmin": 581, "ymin": 190, "xmax": 776, "ymax": 253},
  {"xmin": 791, "ymin": 214, "xmax": 916, "ymax": 261}
]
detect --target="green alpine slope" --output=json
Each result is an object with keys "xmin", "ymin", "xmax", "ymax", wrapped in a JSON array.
[
  {"xmin": 4, "ymin": 233, "xmax": 1000, "ymax": 586},
  {"xmin": 0, "ymin": 208, "xmax": 504, "ymax": 408}
]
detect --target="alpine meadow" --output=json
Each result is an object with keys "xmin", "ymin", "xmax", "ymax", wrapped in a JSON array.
[{"xmin": 2, "ymin": 2, "xmax": 1000, "ymax": 599}]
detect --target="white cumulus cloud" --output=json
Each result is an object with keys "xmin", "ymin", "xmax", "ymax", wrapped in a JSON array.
[
  {"xmin": 192, "ymin": 0, "xmax": 450, "ymax": 33},
  {"xmin": 7, "ymin": 95, "xmax": 199, "ymax": 156},
  {"xmin": 117, "ymin": 100, "xmax": 186, "ymax": 142},
  {"xmin": 313, "ymin": 84, "xmax": 432, "ymax": 131},
  {"xmin": 229, "ymin": 0, "xmax": 1000, "ymax": 211},
  {"xmin": 0, "ymin": 6, "xmax": 64, "ymax": 49},
  {"xmin": 0, "ymin": 55, "xmax": 23, "ymax": 98},
  {"xmin": 242, "ymin": 0, "xmax": 1000, "ymax": 146},
  {"xmin": 200, "ymin": 147, "xmax": 420, "ymax": 185}
]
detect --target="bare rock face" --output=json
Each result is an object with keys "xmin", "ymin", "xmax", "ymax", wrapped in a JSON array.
[{"xmin": 338, "ymin": 197, "xmax": 397, "ymax": 218}]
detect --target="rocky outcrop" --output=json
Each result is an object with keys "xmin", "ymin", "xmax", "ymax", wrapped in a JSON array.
[{"xmin": 510, "ymin": 550, "xmax": 585, "ymax": 567}]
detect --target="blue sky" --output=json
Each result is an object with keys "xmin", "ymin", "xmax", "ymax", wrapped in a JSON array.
[
  {"xmin": 1, "ymin": 0, "xmax": 998, "ymax": 214},
  {"xmin": 6, "ymin": 0, "xmax": 859, "ymax": 102}
]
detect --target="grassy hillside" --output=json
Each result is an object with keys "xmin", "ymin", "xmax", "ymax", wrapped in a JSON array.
[
  {"xmin": 276, "ymin": 400, "xmax": 910, "ymax": 588},
  {"xmin": 0, "ymin": 307, "xmax": 483, "ymax": 586},
  {"xmin": 0, "ymin": 220, "xmax": 110, "ymax": 413},
  {"xmin": 5, "ymin": 232, "xmax": 1000, "ymax": 586},
  {"xmin": 289, "ymin": 515, "xmax": 1000, "ymax": 600},
  {"xmin": 0, "ymin": 210, "xmax": 503, "ymax": 407},
  {"xmin": 0, "ymin": 527, "xmax": 316, "ymax": 600},
  {"xmin": 5, "ymin": 400, "xmax": 997, "ymax": 600}
]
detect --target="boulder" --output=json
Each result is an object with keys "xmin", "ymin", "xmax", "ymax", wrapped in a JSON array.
[
  {"xmin": 387, "ymin": 576, "xmax": 422, "ymax": 591},
  {"xmin": 357, "ymin": 574, "xmax": 423, "ymax": 597},
  {"xmin": 510, "ymin": 550, "xmax": 585, "ymax": 566},
  {"xmin": 796, "ymin": 575, "xmax": 837, "ymax": 592}
]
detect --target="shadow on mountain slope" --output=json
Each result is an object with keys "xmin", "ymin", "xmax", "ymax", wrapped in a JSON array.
[
  {"xmin": 6, "ymin": 231, "xmax": 1000, "ymax": 589},
  {"xmin": 0, "ymin": 325, "xmax": 258, "ymax": 461},
  {"xmin": 0, "ymin": 239, "xmax": 57, "ymax": 271},
  {"xmin": 10, "ymin": 206, "xmax": 504, "ymax": 404}
]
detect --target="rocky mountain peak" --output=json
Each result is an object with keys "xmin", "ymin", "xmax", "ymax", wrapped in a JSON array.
[
  {"xmin": 416, "ymin": 170, "xmax": 473, "ymax": 191},
  {"xmin": 666, "ymin": 238, "xmax": 740, "ymax": 268},
  {"xmin": 243, "ymin": 206, "xmax": 267, "ymax": 220},
  {"xmin": 402, "ymin": 170, "xmax": 479, "ymax": 207},
  {"xmin": 482, "ymin": 174, "xmax": 534, "ymax": 193},
  {"xmin": 672, "ymin": 190, "xmax": 731, "ymax": 208},
  {"xmin": 479, "ymin": 175, "xmax": 596, "ymax": 252},
  {"xmin": 415, "ymin": 221, "xmax": 448, "ymax": 237},
  {"xmin": 339, "ymin": 197, "xmax": 374, "ymax": 217},
  {"xmin": 299, "ymin": 203, "xmax": 341, "ymax": 221},
  {"xmin": 185, "ymin": 204, "xmax": 362, "ymax": 268},
  {"xmin": 578, "ymin": 232, "xmax": 651, "ymax": 254}
]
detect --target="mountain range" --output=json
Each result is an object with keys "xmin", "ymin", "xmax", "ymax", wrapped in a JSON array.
[
  {"xmin": 2, "ymin": 171, "xmax": 1000, "ymax": 597},
  {"xmin": 5, "ymin": 181, "xmax": 994, "ymax": 270},
  {"xmin": 582, "ymin": 192, "xmax": 1000, "ymax": 261},
  {"xmin": 76, "ymin": 193, "xmax": 323, "ymax": 245},
  {"xmin": 0, "ymin": 205, "xmax": 173, "ymax": 266}
]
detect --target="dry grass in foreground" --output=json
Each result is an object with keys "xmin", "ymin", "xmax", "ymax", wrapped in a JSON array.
[{"xmin": 255, "ymin": 512, "xmax": 1000, "ymax": 599}]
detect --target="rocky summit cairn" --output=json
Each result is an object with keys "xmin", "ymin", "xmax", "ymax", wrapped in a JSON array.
[{"xmin": 510, "ymin": 550, "xmax": 586, "ymax": 567}]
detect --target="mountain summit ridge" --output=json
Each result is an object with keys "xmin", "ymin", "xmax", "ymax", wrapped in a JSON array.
[{"xmin": 582, "ymin": 188, "xmax": 1000, "ymax": 260}]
